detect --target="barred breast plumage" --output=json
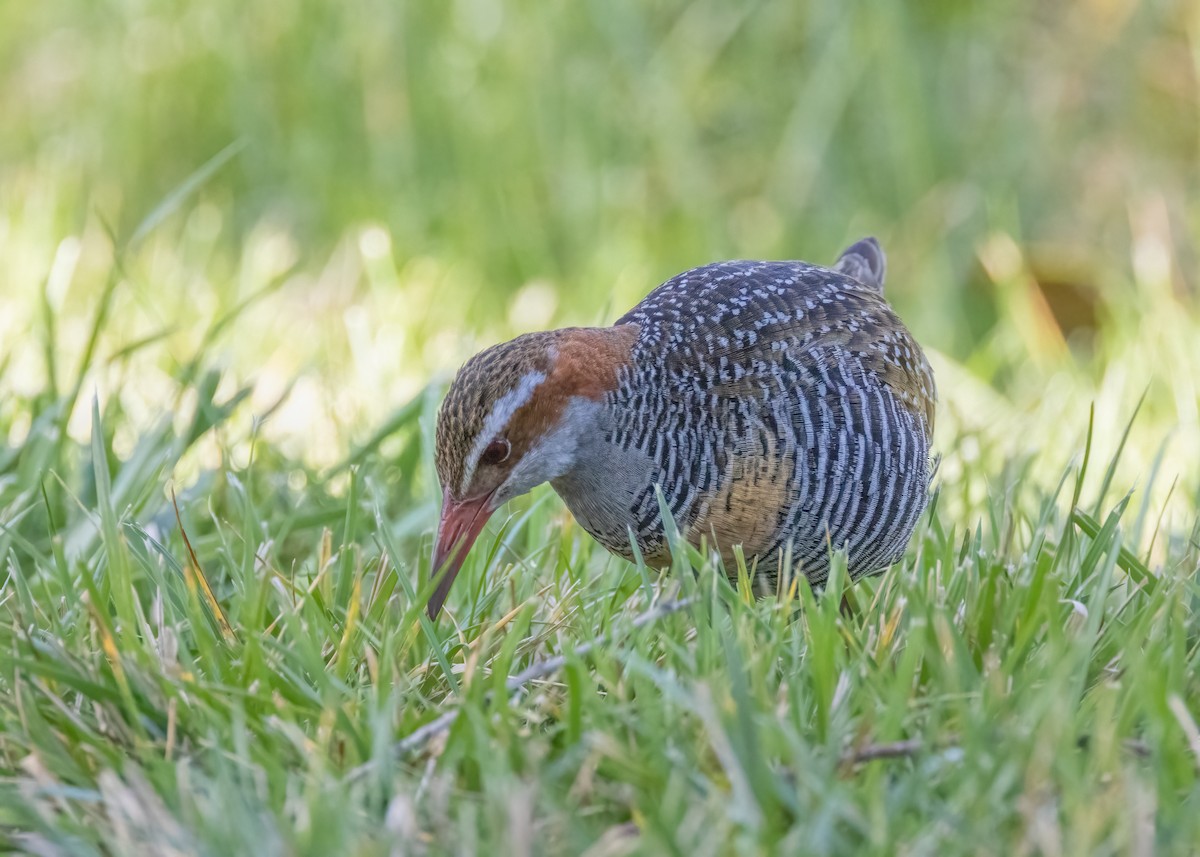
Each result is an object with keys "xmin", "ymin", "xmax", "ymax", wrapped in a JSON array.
[{"xmin": 426, "ymin": 238, "xmax": 936, "ymax": 617}]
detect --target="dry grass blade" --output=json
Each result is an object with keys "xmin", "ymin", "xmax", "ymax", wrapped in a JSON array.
[{"xmin": 170, "ymin": 487, "xmax": 235, "ymax": 642}]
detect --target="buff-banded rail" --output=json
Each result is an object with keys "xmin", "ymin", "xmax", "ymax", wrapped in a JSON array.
[{"xmin": 427, "ymin": 237, "xmax": 936, "ymax": 617}]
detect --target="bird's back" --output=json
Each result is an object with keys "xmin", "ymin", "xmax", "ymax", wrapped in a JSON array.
[{"xmin": 555, "ymin": 250, "xmax": 936, "ymax": 587}]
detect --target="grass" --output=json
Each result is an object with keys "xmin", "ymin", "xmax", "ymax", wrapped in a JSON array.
[
  {"xmin": 0, "ymin": 232, "xmax": 1197, "ymax": 854},
  {"xmin": 2, "ymin": 0, "xmax": 1200, "ymax": 853},
  {"xmin": 0, "ymin": 380, "xmax": 1198, "ymax": 857}
]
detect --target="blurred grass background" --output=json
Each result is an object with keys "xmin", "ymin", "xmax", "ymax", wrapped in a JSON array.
[
  {"xmin": 3, "ymin": 0, "xmax": 1197, "ymax": 471},
  {"xmin": 2, "ymin": 1, "xmax": 1200, "ymax": 852}
]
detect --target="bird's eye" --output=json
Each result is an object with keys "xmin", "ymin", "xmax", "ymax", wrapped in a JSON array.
[{"xmin": 480, "ymin": 437, "xmax": 510, "ymax": 467}]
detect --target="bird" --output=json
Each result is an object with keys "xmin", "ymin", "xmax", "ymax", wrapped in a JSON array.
[{"xmin": 427, "ymin": 237, "xmax": 936, "ymax": 618}]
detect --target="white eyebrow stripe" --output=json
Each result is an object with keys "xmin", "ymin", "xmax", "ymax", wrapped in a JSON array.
[{"xmin": 459, "ymin": 370, "xmax": 547, "ymax": 495}]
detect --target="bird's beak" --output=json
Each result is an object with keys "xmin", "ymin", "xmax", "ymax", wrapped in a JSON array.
[{"xmin": 428, "ymin": 492, "xmax": 496, "ymax": 619}]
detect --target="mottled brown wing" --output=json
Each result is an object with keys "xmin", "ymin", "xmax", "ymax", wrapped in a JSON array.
[{"xmin": 620, "ymin": 260, "xmax": 935, "ymax": 437}]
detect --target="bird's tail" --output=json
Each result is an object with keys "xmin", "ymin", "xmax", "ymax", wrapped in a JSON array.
[{"xmin": 833, "ymin": 236, "xmax": 886, "ymax": 293}]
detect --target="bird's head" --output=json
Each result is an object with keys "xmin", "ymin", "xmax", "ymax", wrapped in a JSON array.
[{"xmin": 428, "ymin": 324, "xmax": 638, "ymax": 618}]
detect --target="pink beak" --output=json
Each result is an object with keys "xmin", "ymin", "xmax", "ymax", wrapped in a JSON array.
[{"xmin": 428, "ymin": 493, "xmax": 496, "ymax": 618}]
